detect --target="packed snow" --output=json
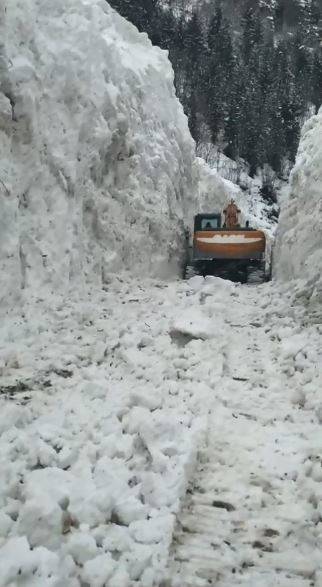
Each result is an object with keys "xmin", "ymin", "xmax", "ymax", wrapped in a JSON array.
[
  {"xmin": 275, "ymin": 107, "xmax": 322, "ymax": 311},
  {"xmin": 167, "ymin": 279, "xmax": 322, "ymax": 587}
]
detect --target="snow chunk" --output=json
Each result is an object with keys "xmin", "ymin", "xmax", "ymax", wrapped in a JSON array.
[
  {"xmin": 170, "ymin": 309, "xmax": 214, "ymax": 341},
  {"xmin": 0, "ymin": 536, "xmax": 76, "ymax": 587},
  {"xmin": 9, "ymin": 56, "xmax": 36, "ymax": 85},
  {"xmin": 17, "ymin": 496, "xmax": 63, "ymax": 549},
  {"xmin": 0, "ymin": 537, "xmax": 34, "ymax": 585},
  {"xmin": 82, "ymin": 553, "xmax": 116, "ymax": 587},
  {"xmin": 66, "ymin": 531, "xmax": 97, "ymax": 565}
]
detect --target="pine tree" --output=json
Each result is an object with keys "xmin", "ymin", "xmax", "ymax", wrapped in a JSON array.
[
  {"xmin": 174, "ymin": 12, "xmax": 206, "ymax": 133},
  {"xmin": 152, "ymin": 9, "xmax": 176, "ymax": 49},
  {"xmin": 206, "ymin": 2, "xmax": 234, "ymax": 143},
  {"xmin": 224, "ymin": 60, "xmax": 246, "ymax": 160},
  {"xmin": 241, "ymin": 6, "xmax": 262, "ymax": 64},
  {"xmin": 235, "ymin": 6, "xmax": 264, "ymax": 173},
  {"xmin": 311, "ymin": 51, "xmax": 322, "ymax": 111}
]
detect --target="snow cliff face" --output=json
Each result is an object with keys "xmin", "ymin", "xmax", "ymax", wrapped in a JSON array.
[
  {"xmin": 0, "ymin": 0, "xmax": 198, "ymax": 310},
  {"xmin": 275, "ymin": 109, "xmax": 322, "ymax": 306}
]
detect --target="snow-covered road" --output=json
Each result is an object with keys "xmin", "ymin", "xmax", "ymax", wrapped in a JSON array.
[
  {"xmin": 166, "ymin": 285, "xmax": 322, "ymax": 587},
  {"xmin": 0, "ymin": 275, "xmax": 321, "ymax": 586}
]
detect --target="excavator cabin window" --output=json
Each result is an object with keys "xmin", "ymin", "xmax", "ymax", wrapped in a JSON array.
[
  {"xmin": 194, "ymin": 213, "xmax": 222, "ymax": 232},
  {"xmin": 200, "ymin": 217, "xmax": 220, "ymax": 230}
]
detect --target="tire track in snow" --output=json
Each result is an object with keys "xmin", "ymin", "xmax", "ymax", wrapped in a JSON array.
[{"xmin": 164, "ymin": 289, "xmax": 322, "ymax": 587}]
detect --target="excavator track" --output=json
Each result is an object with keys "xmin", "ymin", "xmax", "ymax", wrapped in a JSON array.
[{"xmin": 183, "ymin": 261, "xmax": 269, "ymax": 285}]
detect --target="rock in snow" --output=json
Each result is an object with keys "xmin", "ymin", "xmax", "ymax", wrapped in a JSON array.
[{"xmin": 275, "ymin": 107, "xmax": 322, "ymax": 306}]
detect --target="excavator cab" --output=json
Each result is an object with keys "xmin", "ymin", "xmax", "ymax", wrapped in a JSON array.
[{"xmin": 195, "ymin": 213, "xmax": 222, "ymax": 231}]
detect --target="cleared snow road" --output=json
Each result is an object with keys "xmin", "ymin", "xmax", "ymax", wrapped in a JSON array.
[
  {"xmin": 0, "ymin": 275, "xmax": 321, "ymax": 586},
  {"xmin": 165, "ymin": 281, "xmax": 322, "ymax": 587}
]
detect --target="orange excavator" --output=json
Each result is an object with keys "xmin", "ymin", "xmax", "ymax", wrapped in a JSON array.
[{"xmin": 184, "ymin": 201, "xmax": 270, "ymax": 283}]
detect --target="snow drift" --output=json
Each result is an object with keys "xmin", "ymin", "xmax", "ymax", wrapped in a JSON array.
[
  {"xmin": 275, "ymin": 108, "xmax": 322, "ymax": 306},
  {"xmin": 0, "ymin": 0, "xmax": 200, "ymax": 310}
]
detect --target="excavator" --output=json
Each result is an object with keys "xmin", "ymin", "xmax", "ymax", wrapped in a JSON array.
[{"xmin": 184, "ymin": 200, "xmax": 270, "ymax": 283}]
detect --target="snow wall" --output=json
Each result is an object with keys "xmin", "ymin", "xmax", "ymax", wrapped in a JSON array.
[
  {"xmin": 275, "ymin": 108, "xmax": 322, "ymax": 305},
  {"xmin": 0, "ymin": 0, "xmax": 191, "ymax": 303},
  {"xmin": 0, "ymin": 0, "xmax": 233, "ymax": 311}
]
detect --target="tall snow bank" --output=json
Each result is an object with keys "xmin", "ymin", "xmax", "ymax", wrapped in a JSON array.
[
  {"xmin": 275, "ymin": 109, "xmax": 322, "ymax": 305},
  {"xmin": 0, "ymin": 0, "xmax": 197, "ymax": 309}
]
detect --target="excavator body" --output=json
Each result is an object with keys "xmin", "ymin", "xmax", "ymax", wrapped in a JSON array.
[{"xmin": 185, "ymin": 212, "xmax": 269, "ymax": 282}]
